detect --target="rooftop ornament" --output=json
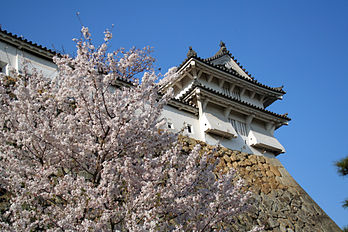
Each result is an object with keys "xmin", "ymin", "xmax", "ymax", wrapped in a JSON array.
[
  {"xmin": 187, "ymin": 46, "xmax": 197, "ymax": 58},
  {"xmin": 214, "ymin": 41, "xmax": 229, "ymax": 56},
  {"xmin": 274, "ymin": 85, "xmax": 284, "ymax": 91}
]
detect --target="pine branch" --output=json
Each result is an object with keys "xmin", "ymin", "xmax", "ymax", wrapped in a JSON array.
[{"xmin": 335, "ymin": 156, "xmax": 348, "ymax": 176}]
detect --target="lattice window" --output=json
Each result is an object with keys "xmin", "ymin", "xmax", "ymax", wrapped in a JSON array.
[{"xmin": 229, "ymin": 118, "xmax": 247, "ymax": 136}]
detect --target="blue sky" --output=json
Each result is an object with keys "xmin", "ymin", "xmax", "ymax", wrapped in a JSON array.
[{"xmin": 1, "ymin": 0, "xmax": 348, "ymax": 228}]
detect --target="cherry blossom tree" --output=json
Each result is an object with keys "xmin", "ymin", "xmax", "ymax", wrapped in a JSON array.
[{"xmin": 0, "ymin": 27, "xmax": 261, "ymax": 231}]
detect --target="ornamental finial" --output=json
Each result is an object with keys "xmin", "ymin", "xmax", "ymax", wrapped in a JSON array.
[
  {"xmin": 274, "ymin": 85, "xmax": 284, "ymax": 91},
  {"xmin": 219, "ymin": 41, "xmax": 226, "ymax": 48},
  {"xmin": 187, "ymin": 46, "xmax": 197, "ymax": 58},
  {"xmin": 218, "ymin": 41, "xmax": 228, "ymax": 54}
]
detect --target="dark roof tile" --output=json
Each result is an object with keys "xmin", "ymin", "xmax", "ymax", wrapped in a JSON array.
[
  {"xmin": 0, "ymin": 28, "xmax": 58, "ymax": 56},
  {"xmin": 202, "ymin": 43, "xmax": 286, "ymax": 93},
  {"xmin": 179, "ymin": 81, "xmax": 290, "ymax": 121},
  {"xmin": 177, "ymin": 55, "xmax": 286, "ymax": 94}
]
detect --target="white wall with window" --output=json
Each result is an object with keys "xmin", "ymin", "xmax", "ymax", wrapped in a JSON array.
[
  {"xmin": 0, "ymin": 31, "xmax": 287, "ymax": 158},
  {"xmin": 0, "ymin": 60, "xmax": 7, "ymax": 74},
  {"xmin": 0, "ymin": 40, "xmax": 57, "ymax": 78},
  {"xmin": 229, "ymin": 118, "xmax": 247, "ymax": 137},
  {"xmin": 161, "ymin": 105, "xmax": 201, "ymax": 140}
]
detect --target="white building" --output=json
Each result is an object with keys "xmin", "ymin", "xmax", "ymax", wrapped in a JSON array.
[
  {"xmin": 0, "ymin": 28, "xmax": 57, "ymax": 78},
  {"xmin": 161, "ymin": 42, "xmax": 290, "ymax": 158},
  {"xmin": 0, "ymin": 29, "xmax": 290, "ymax": 158}
]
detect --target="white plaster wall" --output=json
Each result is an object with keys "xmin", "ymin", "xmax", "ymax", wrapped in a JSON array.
[
  {"xmin": 197, "ymin": 104, "xmax": 278, "ymax": 157},
  {"xmin": 200, "ymin": 104, "xmax": 226, "ymax": 134},
  {"xmin": 0, "ymin": 41, "xmax": 16, "ymax": 73},
  {"xmin": 162, "ymin": 101, "xmax": 264, "ymax": 155},
  {"xmin": 200, "ymin": 104, "xmax": 252, "ymax": 153},
  {"xmin": 250, "ymin": 120, "xmax": 271, "ymax": 136},
  {"xmin": 0, "ymin": 41, "xmax": 57, "ymax": 78},
  {"xmin": 161, "ymin": 105, "xmax": 201, "ymax": 140},
  {"xmin": 19, "ymin": 51, "xmax": 57, "ymax": 78},
  {"xmin": 204, "ymin": 124, "xmax": 275, "ymax": 157},
  {"xmin": 0, "ymin": 39, "xmax": 281, "ymax": 158}
]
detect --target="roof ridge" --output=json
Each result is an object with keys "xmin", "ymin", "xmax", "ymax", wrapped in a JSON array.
[
  {"xmin": 182, "ymin": 56, "xmax": 286, "ymax": 94},
  {"xmin": 0, "ymin": 28, "xmax": 58, "ymax": 56},
  {"xmin": 204, "ymin": 42, "xmax": 263, "ymax": 83}
]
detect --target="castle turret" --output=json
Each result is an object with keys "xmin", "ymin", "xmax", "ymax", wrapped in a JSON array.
[{"xmin": 161, "ymin": 42, "xmax": 290, "ymax": 157}]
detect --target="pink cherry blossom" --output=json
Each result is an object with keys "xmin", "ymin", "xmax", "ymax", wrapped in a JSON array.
[{"xmin": 0, "ymin": 27, "xmax": 262, "ymax": 231}]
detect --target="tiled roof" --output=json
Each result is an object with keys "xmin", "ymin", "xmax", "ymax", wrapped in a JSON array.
[
  {"xmin": 112, "ymin": 76, "xmax": 198, "ymax": 114},
  {"xmin": 204, "ymin": 41, "xmax": 257, "ymax": 80},
  {"xmin": 167, "ymin": 97, "xmax": 198, "ymax": 114},
  {"xmin": 179, "ymin": 80, "xmax": 290, "ymax": 121},
  {"xmin": 0, "ymin": 28, "xmax": 58, "ymax": 57},
  {"xmin": 182, "ymin": 45, "xmax": 286, "ymax": 94}
]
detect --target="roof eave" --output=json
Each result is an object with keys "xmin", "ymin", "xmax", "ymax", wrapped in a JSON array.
[
  {"xmin": 177, "ymin": 56, "xmax": 286, "ymax": 96},
  {"xmin": 0, "ymin": 29, "xmax": 58, "ymax": 61},
  {"xmin": 180, "ymin": 83, "xmax": 291, "ymax": 122}
]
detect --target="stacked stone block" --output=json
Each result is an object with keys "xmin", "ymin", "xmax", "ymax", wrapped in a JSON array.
[{"xmin": 180, "ymin": 136, "xmax": 341, "ymax": 232}]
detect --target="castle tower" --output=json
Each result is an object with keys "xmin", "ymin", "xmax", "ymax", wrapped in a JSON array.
[
  {"xmin": 0, "ymin": 29, "xmax": 342, "ymax": 231},
  {"xmin": 161, "ymin": 43, "xmax": 341, "ymax": 230},
  {"xmin": 161, "ymin": 42, "xmax": 290, "ymax": 157}
]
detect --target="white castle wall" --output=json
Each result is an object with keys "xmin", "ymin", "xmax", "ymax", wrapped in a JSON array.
[
  {"xmin": 0, "ymin": 41, "xmax": 57, "ymax": 78},
  {"xmin": 0, "ymin": 36, "xmax": 284, "ymax": 158},
  {"xmin": 161, "ymin": 101, "xmax": 281, "ymax": 157},
  {"xmin": 161, "ymin": 105, "xmax": 201, "ymax": 141}
]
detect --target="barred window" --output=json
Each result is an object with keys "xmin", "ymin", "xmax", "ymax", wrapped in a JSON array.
[{"xmin": 229, "ymin": 118, "xmax": 247, "ymax": 136}]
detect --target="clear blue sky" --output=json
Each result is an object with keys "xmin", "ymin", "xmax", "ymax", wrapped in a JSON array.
[{"xmin": 1, "ymin": 0, "xmax": 348, "ymax": 228}]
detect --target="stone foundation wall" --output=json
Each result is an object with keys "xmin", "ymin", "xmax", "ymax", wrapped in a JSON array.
[{"xmin": 180, "ymin": 136, "xmax": 341, "ymax": 232}]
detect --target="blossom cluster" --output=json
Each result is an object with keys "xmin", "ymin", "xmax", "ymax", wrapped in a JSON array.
[{"xmin": 0, "ymin": 27, "xmax": 262, "ymax": 231}]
